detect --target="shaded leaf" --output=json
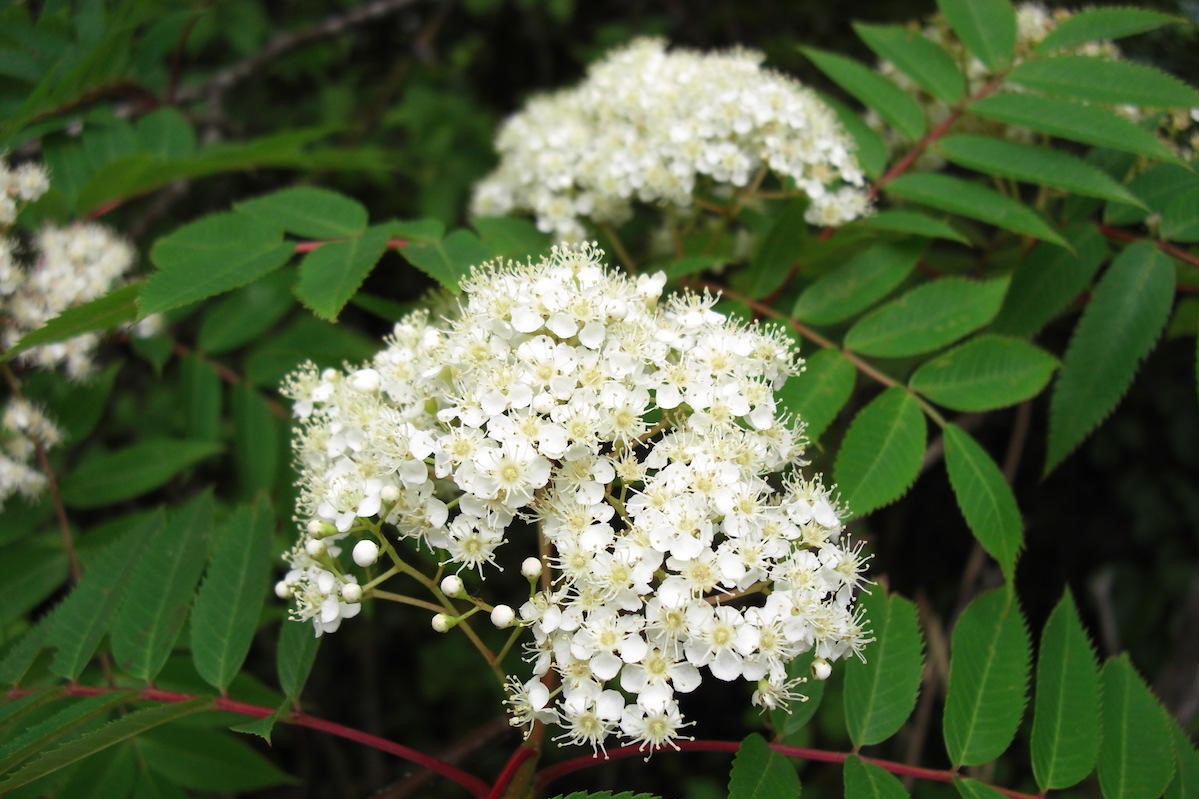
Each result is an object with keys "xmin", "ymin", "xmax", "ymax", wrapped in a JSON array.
[
  {"xmin": 747, "ymin": 199, "xmax": 809, "ymax": 299},
  {"xmin": 857, "ymin": 210, "xmax": 969, "ymax": 245},
  {"xmin": 845, "ymin": 277, "xmax": 1008, "ymax": 358},
  {"xmin": 793, "ymin": 240, "xmax": 923, "ymax": 325},
  {"xmin": 1165, "ymin": 723, "xmax": 1199, "ymax": 799},
  {"xmin": 770, "ymin": 650, "xmax": 827, "ymax": 741},
  {"xmin": 136, "ymin": 725, "xmax": 293, "ymax": 791},
  {"xmin": 822, "ymin": 94, "xmax": 887, "ymax": 180},
  {"xmin": 910, "ymin": 335, "xmax": 1057, "ymax": 411},
  {"xmin": 277, "ymin": 619, "xmax": 320, "ymax": 703},
  {"xmin": 943, "ymin": 588, "xmax": 1030, "ymax": 766},
  {"xmin": 943, "ymin": 425, "xmax": 1023, "ymax": 582},
  {"xmin": 181, "ymin": 355, "xmax": 221, "ymax": 443},
  {"xmin": 473, "ymin": 216, "xmax": 551, "ymax": 261},
  {"xmin": 196, "ymin": 269, "xmax": 295, "ymax": 355},
  {"xmin": 1161, "ymin": 187, "xmax": 1199, "ymax": 243},
  {"xmin": 0, "ymin": 693, "xmax": 130, "ymax": 774},
  {"xmin": 1046, "ymin": 242, "xmax": 1174, "ymax": 473},
  {"xmin": 834, "ymin": 387, "xmax": 927, "ymax": 518},
  {"xmin": 2, "ymin": 284, "xmax": 140, "ymax": 362},
  {"xmin": 398, "ymin": 229, "xmax": 490, "ymax": 292},
  {"xmin": 61, "ymin": 439, "xmax": 222, "ymax": 509},
  {"xmin": 885, "ymin": 174, "xmax": 1065, "ymax": 246},
  {"xmin": 844, "ymin": 590, "xmax": 924, "ymax": 747},
  {"xmin": 231, "ymin": 385, "xmax": 279, "ymax": 498},
  {"xmin": 802, "ymin": 47, "xmax": 925, "ymax": 141},
  {"xmin": 776, "ymin": 348, "xmax": 855, "ymax": 442}
]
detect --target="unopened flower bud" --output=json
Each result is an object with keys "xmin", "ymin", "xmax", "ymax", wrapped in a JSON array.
[
  {"xmin": 305, "ymin": 538, "xmax": 326, "ymax": 557},
  {"xmin": 274, "ymin": 580, "xmax": 292, "ymax": 599},
  {"xmin": 440, "ymin": 575, "xmax": 465, "ymax": 598},
  {"xmin": 349, "ymin": 368, "xmax": 381, "ymax": 392},
  {"xmin": 380, "ymin": 484, "xmax": 401, "ymax": 503},
  {"xmin": 520, "ymin": 557, "xmax": 543, "ymax": 580},
  {"xmin": 490, "ymin": 604, "xmax": 515, "ymax": 629},
  {"xmin": 352, "ymin": 539, "xmax": 379, "ymax": 567},
  {"xmin": 341, "ymin": 583, "xmax": 363, "ymax": 603},
  {"xmin": 810, "ymin": 657, "xmax": 832, "ymax": 681},
  {"xmin": 321, "ymin": 368, "xmax": 340, "ymax": 382},
  {"xmin": 307, "ymin": 519, "xmax": 335, "ymax": 538},
  {"xmin": 431, "ymin": 613, "xmax": 452, "ymax": 633}
]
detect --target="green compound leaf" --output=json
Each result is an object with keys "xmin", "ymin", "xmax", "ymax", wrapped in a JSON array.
[
  {"xmin": 191, "ymin": 501, "xmax": 274, "ymax": 692},
  {"xmin": 1008, "ymin": 56, "xmax": 1199, "ymax": 109},
  {"xmin": 844, "ymin": 590, "xmax": 924, "ymax": 747},
  {"xmin": 295, "ymin": 226, "xmax": 391, "ymax": 321},
  {"xmin": 991, "ymin": 223, "xmax": 1108, "ymax": 338},
  {"xmin": 235, "ymin": 186, "xmax": 368, "ymax": 239},
  {"xmin": 910, "ymin": 335, "xmax": 1058, "ymax": 412},
  {"xmin": 46, "ymin": 511, "xmax": 162, "ymax": 680},
  {"xmin": 854, "ymin": 23, "xmax": 965, "ymax": 104},
  {"xmin": 857, "ymin": 211, "xmax": 969, "ymax": 245},
  {"xmin": 748, "ymin": 199, "xmax": 809, "ymax": 299},
  {"xmin": 143, "ymin": 212, "xmax": 295, "ymax": 315},
  {"xmin": 943, "ymin": 588, "xmax": 1030, "ymax": 767},
  {"xmin": 60, "ymin": 438, "xmax": 222, "ymax": 509},
  {"xmin": 2, "ymin": 283, "xmax": 140, "ymax": 363},
  {"xmin": 398, "ymin": 229, "xmax": 491, "ymax": 292},
  {"xmin": 834, "ymin": 387, "xmax": 927, "ymax": 518},
  {"xmin": 969, "ymin": 94, "xmax": 1178, "ymax": 162},
  {"xmin": 1099, "ymin": 655, "xmax": 1176, "ymax": 799},
  {"xmin": 845, "ymin": 756, "xmax": 911, "ymax": 799},
  {"xmin": 110, "ymin": 492, "xmax": 214, "ymax": 682},
  {"xmin": 277, "ymin": 617, "xmax": 321, "ymax": 703},
  {"xmin": 1161, "ymin": 187, "xmax": 1199, "ymax": 243},
  {"xmin": 1031, "ymin": 591, "xmax": 1101, "ymax": 791},
  {"xmin": 1166, "ymin": 723, "xmax": 1199, "ymax": 799},
  {"xmin": 937, "ymin": 0, "xmax": 1016, "ymax": 70},
  {"xmin": 727, "ymin": 733, "xmax": 801, "ymax": 799},
  {"xmin": 793, "ymin": 240, "xmax": 924, "ymax": 325},
  {"xmin": 1037, "ymin": 7, "xmax": 1182, "ymax": 52},
  {"xmin": 885, "ymin": 174, "xmax": 1065, "ymax": 246},
  {"xmin": 776, "ymin": 348, "xmax": 855, "ymax": 442},
  {"xmin": 0, "ymin": 698, "xmax": 209, "ymax": 794},
  {"xmin": 943, "ymin": 425, "xmax": 1023, "ymax": 583},
  {"xmin": 937, "ymin": 135, "xmax": 1144, "ymax": 207},
  {"xmin": 1046, "ymin": 242, "xmax": 1175, "ymax": 474},
  {"xmin": 845, "ymin": 277, "xmax": 1008, "ymax": 359},
  {"xmin": 801, "ymin": 47, "xmax": 926, "ymax": 141}
]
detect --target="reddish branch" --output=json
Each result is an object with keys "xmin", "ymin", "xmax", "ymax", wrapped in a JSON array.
[
  {"xmin": 293, "ymin": 237, "xmax": 408, "ymax": 253},
  {"xmin": 534, "ymin": 740, "xmax": 1040, "ymax": 799},
  {"xmin": 1099, "ymin": 225, "xmax": 1199, "ymax": 276}
]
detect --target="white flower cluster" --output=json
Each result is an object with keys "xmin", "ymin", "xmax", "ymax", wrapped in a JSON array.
[
  {"xmin": 874, "ymin": 3, "xmax": 1199, "ymax": 163},
  {"xmin": 0, "ymin": 398, "xmax": 60, "ymax": 509},
  {"xmin": 471, "ymin": 37, "xmax": 871, "ymax": 240},
  {"xmin": 281, "ymin": 243, "xmax": 869, "ymax": 751},
  {"xmin": 0, "ymin": 156, "xmax": 137, "ymax": 379}
]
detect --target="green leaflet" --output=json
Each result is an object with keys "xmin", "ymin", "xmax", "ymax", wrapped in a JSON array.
[
  {"xmin": 969, "ymin": 94, "xmax": 1178, "ymax": 163},
  {"xmin": 0, "ymin": 540, "xmax": 68, "ymax": 627},
  {"xmin": 56, "ymin": 743, "xmax": 138, "ymax": 799},
  {"xmin": 801, "ymin": 47, "xmax": 925, "ymax": 141},
  {"xmin": 1, "ymin": 283, "xmax": 140, "ymax": 363},
  {"xmin": 844, "ymin": 590, "xmax": 924, "ymax": 747},
  {"xmin": 910, "ymin": 335, "xmax": 1058, "ymax": 412},
  {"xmin": 0, "ymin": 698, "xmax": 209, "ymax": 794},
  {"xmin": 1036, "ymin": 7, "xmax": 1182, "ymax": 52},
  {"xmin": 190, "ymin": 501, "xmax": 274, "ymax": 692},
  {"xmin": 747, "ymin": 199, "xmax": 809, "ymax": 299},
  {"xmin": 885, "ymin": 174, "xmax": 1065, "ymax": 246},
  {"xmin": 936, "ymin": 135, "xmax": 1143, "ymax": 206},
  {"xmin": 60, "ymin": 438, "xmax": 222, "ymax": 509},
  {"xmin": 770, "ymin": 650, "xmax": 827, "ymax": 742},
  {"xmin": 1166, "ymin": 723, "xmax": 1199, "ymax": 799},
  {"xmin": 398, "ymin": 229, "xmax": 491, "ymax": 292},
  {"xmin": 844, "ymin": 756, "xmax": 910, "ymax": 799},
  {"xmin": 1098, "ymin": 655, "xmax": 1175, "ymax": 799},
  {"xmin": 943, "ymin": 425, "xmax": 1023, "ymax": 583},
  {"xmin": 277, "ymin": 617, "xmax": 321, "ymax": 704},
  {"xmin": 142, "ymin": 212, "xmax": 295, "ymax": 315},
  {"xmin": 181, "ymin": 354, "xmax": 221, "ymax": 443},
  {"xmin": 833, "ymin": 387, "xmax": 927, "ymax": 518},
  {"xmin": 1008, "ymin": 56, "xmax": 1199, "ymax": 109},
  {"xmin": 134, "ymin": 725, "xmax": 294, "ymax": 791},
  {"xmin": 943, "ymin": 588, "xmax": 1030, "ymax": 767},
  {"xmin": 0, "ymin": 618, "xmax": 52, "ymax": 686},
  {"xmin": 857, "ymin": 210, "xmax": 969, "ymax": 245},
  {"xmin": 793, "ymin": 240, "xmax": 924, "ymax": 325},
  {"xmin": 196, "ymin": 269, "xmax": 296, "ymax": 355},
  {"xmin": 549, "ymin": 793, "xmax": 662, "ymax": 799},
  {"xmin": 235, "ymin": 187, "xmax": 368, "ymax": 239},
  {"xmin": 1046, "ymin": 242, "xmax": 1175, "ymax": 474},
  {"xmin": 232, "ymin": 385, "xmax": 280, "ymax": 498},
  {"xmin": 954, "ymin": 778, "xmax": 1007, "ymax": 799},
  {"xmin": 1105, "ymin": 164, "xmax": 1199, "ymax": 227},
  {"xmin": 937, "ymin": 0, "xmax": 1016, "ymax": 70},
  {"xmin": 727, "ymin": 733, "xmax": 801, "ymax": 799},
  {"xmin": 845, "ymin": 277, "xmax": 1008, "ymax": 358},
  {"xmin": 110, "ymin": 493, "xmax": 214, "ymax": 682},
  {"xmin": 1031, "ymin": 591, "xmax": 1101, "ymax": 791},
  {"xmin": 473, "ymin": 216, "xmax": 551, "ymax": 261},
  {"xmin": 1161, "ymin": 187, "xmax": 1199, "ymax": 243},
  {"xmin": 991, "ymin": 224, "xmax": 1108, "ymax": 338},
  {"xmin": 776, "ymin": 348, "xmax": 855, "ymax": 442},
  {"xmin": 854, "ymin": 23, "xmax": 965, "ymax": 103},
  {"xmin": 295, "ymin": 225, "xmax": 391, "ymax": 321},
  {"xmin": 821, "ymin": 94, "xmax": 887, "ymax": 180},
  {"xmin": 47, "ymin": 511, "xmax": 162, "ymax": 681},
  {"xmin": 0, "ymin": 692, "xmax": 130, "ymax": 774}
]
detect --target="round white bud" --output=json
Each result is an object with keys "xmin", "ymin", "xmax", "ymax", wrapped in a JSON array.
[
  {"xmin": 352, "ymin": 539, "xmax": 380, "ymax": 568},
  {"xmin": 811, "ymin": 658, "xmax": 832, "ymax": 681},
  {"xmin": 520, "ymin": 557, "xmax": 543, "ymax": 580},
  {"xmin": 341, "ymin": 583, "xmax": 363, "ymax": 603},
  {"xmin": 440, "ymin": 575, "xmax": 465, "ymax": 598},
  {"xmin": 490, "ymin": 604, "xmax": 515, "ymax": 629},
  {"xmin": 380, "ymin": 484, "xmax": 401, "ymax": 503},
  {"xmin": 305, "ymin": 538, "xmax": 326, "ymax": 557},
  {"xmin": 431, "ymin": 613, "xmax": 452, "ymax": 633},
  {"xmin": 320, "ymin": 368, "xmax": 340, "ymax": 382},
  {"xmin": 274, "ymin": 580, "xmax": 292, "ymax": 599},
  {"xmin": 349, "ymin": 368, "xmax": 381, "ymax": 393},
  {"xmin": 306, "ymin": 519, "xmax": 324, "ymax": 535}
]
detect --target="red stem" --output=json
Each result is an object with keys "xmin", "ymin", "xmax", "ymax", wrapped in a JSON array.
[
  {"xmin": 535, "ymin": 739, "xmax": 1040, "ymax": 799},
  {"xmin": 1099, "ymin": 224, "xmax": 1199, "ymax": 276},
  {"xmin": 9, "ymin": 685, "xmax": 490, "ymax": 798},
  {"xmin": 294, "ymin": 237, "xmax": 408, "ymax": 253},
  {"xmin": 486, "ymin": 744, "xmax": 539, "ymax": 799}
]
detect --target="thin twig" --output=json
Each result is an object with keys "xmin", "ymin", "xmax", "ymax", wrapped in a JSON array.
[
  {"xmin": 168, "ymin": 340, "xmax": 288, "ymax": 420},
  {"xmin": 378, "ymin": 716, "xmax": 515, "ymax": 799},
  {"xmin": 1099, "ymin": 224, "xmax": 1199, "ymax": 275}
]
